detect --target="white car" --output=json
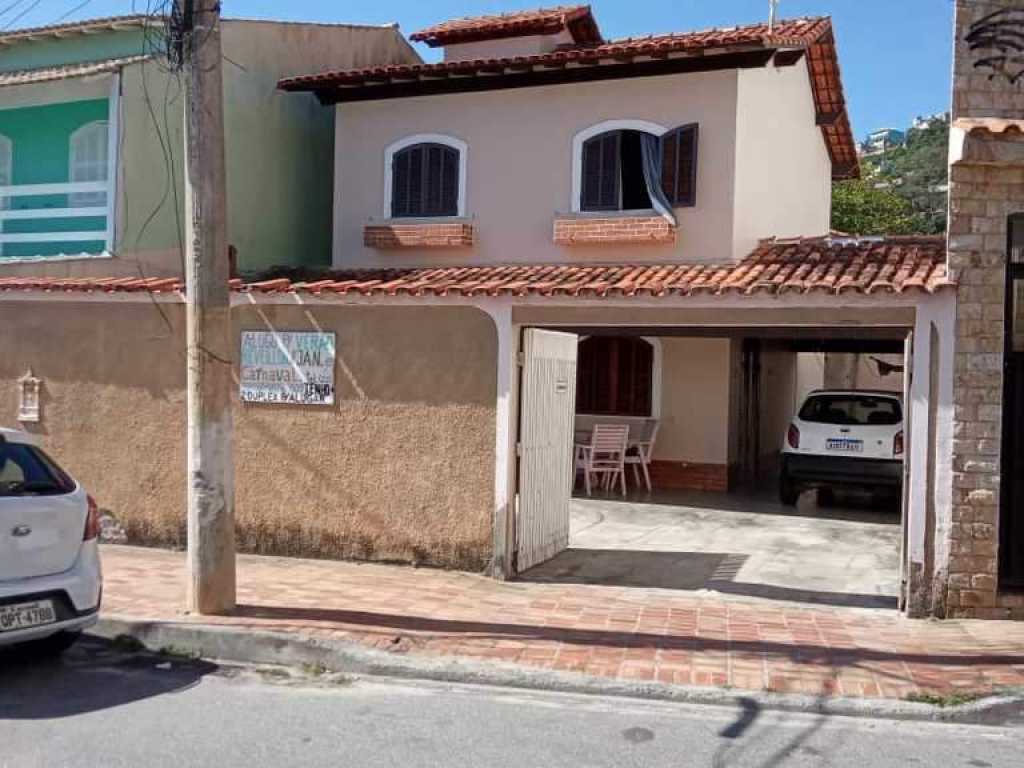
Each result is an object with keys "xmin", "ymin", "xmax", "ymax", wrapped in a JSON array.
[
  {"xmin": 0, "ymin": 428, "xmax": 102, "ymax": 654},
  {"xmin": 780, "ymin": 390, "xmax": 904, "ymax": 506}
]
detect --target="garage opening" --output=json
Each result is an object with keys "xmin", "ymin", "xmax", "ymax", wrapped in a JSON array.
[{"xmin": 515, "ymin": 325, "xmax": 910, "ymax": 611}]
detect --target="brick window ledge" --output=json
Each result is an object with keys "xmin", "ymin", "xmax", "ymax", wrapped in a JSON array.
[
  {"xmin": 553, "ymin": 212, "xmax": 676, "ymax": 246},
  {"xmin": 364, "ymin": 219, "xmax": 474, "ymax": 249}
]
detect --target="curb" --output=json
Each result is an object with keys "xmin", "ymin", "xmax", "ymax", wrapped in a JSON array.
[{"xmin": 90, "ymin": 616, "xmax": 1024, "ymax": 726}]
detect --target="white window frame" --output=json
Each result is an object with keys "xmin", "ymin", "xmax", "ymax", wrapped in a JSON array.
[
  {"xmin": 0, "ymin": 134, "xmax": 10, "ymax": 257},
  {"xmin": 68, "ymin": 120, "xmax": 109, "ymax": 208},
  {"xmin": 383, "ymin": 133, "xmax": 468, "ymax": 219},
  {"xmin": 570, "ymin": 119, "xmax": 667, "ymax": 214}
]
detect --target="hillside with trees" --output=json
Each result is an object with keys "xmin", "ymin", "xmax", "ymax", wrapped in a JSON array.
[{"xmin": 832, "ymin": 115, "xmax": 950, "ymax": 236}]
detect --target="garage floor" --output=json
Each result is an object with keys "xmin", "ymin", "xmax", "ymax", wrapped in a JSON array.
[{"xmin": 523, "ymin": 488, "xmax": 901, "ymax": 610}]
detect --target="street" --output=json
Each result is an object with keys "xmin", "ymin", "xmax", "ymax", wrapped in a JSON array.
[{"xmin": 0, "ymin": 638, "xmax": 1020, "ymax": 768}]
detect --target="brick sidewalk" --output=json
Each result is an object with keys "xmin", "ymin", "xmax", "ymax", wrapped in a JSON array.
[{"xmin": 100, "ymin": 545, "xmax": 1024, "ymax": 700}]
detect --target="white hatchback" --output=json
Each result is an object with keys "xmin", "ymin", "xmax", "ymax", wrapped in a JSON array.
[
  {"xmin": 780, "ymin": 390, "xmax": 904, "ymax": 506},
  {"xmin": 0, "ymin": 428, "xmax": 101, "ymax": 654}
]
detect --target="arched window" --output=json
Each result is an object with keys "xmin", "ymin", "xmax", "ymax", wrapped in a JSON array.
[
  {"xmin": 575, "ymin": 121, "xmax": 699, "ymax": 213},
  {"xmin": 387, "ymin": 136, "xmax": 465, "ymax": 218},
  {"xmin": 68, "ymin": 121, "xmax": 108, "ymax": 208},
  {"xmin": 576, "ymin": 336, "xmax": 654, "ymax": 417}
]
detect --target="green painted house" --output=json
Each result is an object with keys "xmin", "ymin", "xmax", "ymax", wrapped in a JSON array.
[{"xmin": 0, "ymin": 15, "xmax": 418, "ymax": 275}]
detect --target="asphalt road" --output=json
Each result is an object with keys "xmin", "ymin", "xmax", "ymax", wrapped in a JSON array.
[{"xmin": 0, "ymin": 637, "xmax": 1021, "ymax": 768}]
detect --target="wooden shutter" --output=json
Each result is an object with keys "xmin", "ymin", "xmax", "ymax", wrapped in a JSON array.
[
  {"xmin": 576, "ymin": 336, "xmax": 653, "ymax": 417},
  {"xmin": 660, "ymin": 124, "xmax": 699, "ymax": 207},
  {"xmin": 392, "ymin": 143, "xmax": 459, "ymax": 218},
  {"xmin": 581, "ymin": 131, "xmax": 620, "ymax": 211}
]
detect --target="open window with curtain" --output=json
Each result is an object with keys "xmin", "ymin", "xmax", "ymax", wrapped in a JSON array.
[
  {"xmin": 580, "ymin": 125, "xmax": 698, "ymax": 218},
  {"xmin": 576, "ymin": 336, "xmax": 654, "ymax": 417}
]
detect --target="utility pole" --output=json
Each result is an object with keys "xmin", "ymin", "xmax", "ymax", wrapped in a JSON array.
[
  {"xmin": 175, "ymin": 0, "xmax": 236, "ymax": 614},
  {"xmin": 768, "ymin": 0, "xmax": 779, "ymax": 31}
]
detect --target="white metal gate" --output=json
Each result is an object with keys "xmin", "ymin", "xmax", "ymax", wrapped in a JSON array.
[{"xmin": 516, "ymin": 328, "xmax": 578, "ymax": 573}]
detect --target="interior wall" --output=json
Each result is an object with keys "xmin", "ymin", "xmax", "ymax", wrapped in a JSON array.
[
  {"xmin": 654, "ymin": 337, "xmax": 731, "ymax": 465},
  {"xmin": 758, "ymin": 343, "xmax": 798, "ymax": 473}
]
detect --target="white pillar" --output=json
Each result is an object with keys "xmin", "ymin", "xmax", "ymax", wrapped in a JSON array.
[{"xmin": 484, "ymin": 302, "xmax": 518, "ymax": 579}]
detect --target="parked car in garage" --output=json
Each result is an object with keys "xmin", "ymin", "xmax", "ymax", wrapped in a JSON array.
[
  {"xmin": 0, "ymin": 428, "xmax": 101, "ymax": 654},
  {"xmin": 780, "ymin": 390, "xmax": 904, "ymax": 506}
]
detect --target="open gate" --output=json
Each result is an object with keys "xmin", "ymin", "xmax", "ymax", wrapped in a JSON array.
[{"xmin": 515, "ymin": 328, "xmax": 578, "ymax": 573}]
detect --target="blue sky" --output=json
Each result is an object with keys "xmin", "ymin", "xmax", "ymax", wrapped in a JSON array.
[{"xmin": 5, "ymin": 0, "xmax": 953, "ymax": 139}]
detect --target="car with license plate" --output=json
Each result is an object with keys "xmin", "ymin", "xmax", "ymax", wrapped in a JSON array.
[
  {"xmin": 0, "ymin": 428, "xmax": 102, "ymax": 654},
  {"xmin": 779, "ymin": 390, "xmax": 904, "ymax": 506}
]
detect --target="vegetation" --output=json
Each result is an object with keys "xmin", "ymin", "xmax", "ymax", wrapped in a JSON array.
[{"xmin": 832, "ymin": 115, "xmax": 950, "ymax": 236}]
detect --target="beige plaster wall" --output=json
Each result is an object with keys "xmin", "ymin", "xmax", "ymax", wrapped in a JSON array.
[
  {"xmin": 334, "ymin": 70, "xmax": 740, "ymax": 267},
  {"xmin": 443, "ymin": 31, "xmax": 574, "ymax": 61},
  {"xmin": 758, "ymin": 343, "xmax": 798, "ymax": 468},
  {"xmin": 654, "ymin": 337, "xmax": 731, "ymax": 465},
  {"xmin": 0, "ymin": 300, "xmax": 496, "ymax": 569},
  {"xmin": 733, "ymin": 63, "xmax": 832, "ymax": 259}
]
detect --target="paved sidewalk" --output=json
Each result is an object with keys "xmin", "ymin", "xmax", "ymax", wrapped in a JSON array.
[{"xmin": 100, "ymin": 545, "xmax": 1024, "ymax": 700}]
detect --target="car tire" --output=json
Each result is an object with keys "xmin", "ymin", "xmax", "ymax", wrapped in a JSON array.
[
  {"xmin": 28, "ymin": 630, "xmax": 82, "ymax": 657},
  {"xmin": 779, "ymin": 473, "xmax": 799, "ymax": 506}
]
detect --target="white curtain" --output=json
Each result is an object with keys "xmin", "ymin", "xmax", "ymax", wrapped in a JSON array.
[{"xmin": 639, "ymin": 132, "xmax": 676, "ymax": 226}]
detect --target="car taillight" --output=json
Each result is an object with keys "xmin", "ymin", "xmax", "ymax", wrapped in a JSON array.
[
  {"xmin": 787, "ymin": 424, "xmax": 801, "ymax": 450},
  {"xmin": 894, "ymin": 430, "xmax": 905, "ymax": 457},
  {"xmin": 84, "ymin": 494, "xmax": 101, "ymax": 541}
]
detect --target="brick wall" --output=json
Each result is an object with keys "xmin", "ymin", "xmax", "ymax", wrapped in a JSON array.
[
  {"xmin": 552, "ymin": 215, "xmax": 676, "ymax": 245},
  {"xmin": 364, "ymin": 222, "xmax": 474, "ymax": 248},
  {"xmin": 946, "ymin": 0, "xmax": 1024, "ymax": 618}
]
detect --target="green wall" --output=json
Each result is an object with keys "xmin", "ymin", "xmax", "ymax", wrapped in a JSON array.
[
  {"xmin": 0, "ymin": 29, "xmax": 146, "ymax": 73},
  {"xmin": 0, "ymin": 99, "xmax": 108, "ymax": 258}
]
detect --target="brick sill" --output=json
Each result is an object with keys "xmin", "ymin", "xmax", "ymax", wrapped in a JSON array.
[
  {"xmin": 553, "ymin": 212, "xmax": 676, "ymax": 245},
  {"xmin": 364, "ymin": 220, "xmax": 474, "ymax": 249}
]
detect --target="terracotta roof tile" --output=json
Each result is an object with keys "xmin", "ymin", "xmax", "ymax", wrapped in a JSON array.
[
  {"xmin": 0, "ymin": 55, "xmax": 151, "ymax": 88},
  {"xmin": 0, "ymin": 236, "xmax": 951, "ymax": 300},
  {"xmin": 410, "ymin": 5, "xmax": 601, "ymax": 46},
  {"xmin": 280, "ymin": 16, "xmax": 857, "ymax": 178}
]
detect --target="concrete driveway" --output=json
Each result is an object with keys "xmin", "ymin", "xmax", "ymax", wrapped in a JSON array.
[{"xmin": 523, "ymin": 489, "xmax": 901, "ymax": 610}]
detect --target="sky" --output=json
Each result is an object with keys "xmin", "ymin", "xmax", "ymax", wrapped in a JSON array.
[{"xmin": 2, "ymin": 0, "xmax": 954, "ymax": 139}]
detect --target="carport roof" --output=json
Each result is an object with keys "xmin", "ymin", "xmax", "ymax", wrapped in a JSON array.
[{"xmin": 0, "ymin": 235, "xmax": 951, "ymax": 299}]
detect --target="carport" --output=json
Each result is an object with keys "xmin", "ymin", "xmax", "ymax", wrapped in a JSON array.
[{"xmin": 487, "ymin": 236, "xmax": 957, "ymax": 617}]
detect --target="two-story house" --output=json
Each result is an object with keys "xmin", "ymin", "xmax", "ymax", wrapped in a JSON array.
[
  {"xmin": 0, "ymin": 14, "xmax": 418, "ymax": 276},
  {"xmin": 0, "ymin": 8, "xmax": 961, "ymax": 619}
]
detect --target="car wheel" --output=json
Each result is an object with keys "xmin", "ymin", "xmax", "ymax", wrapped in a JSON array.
[
  {"xmin": 779, "ymin": 473, "xmax": 799, "ymax": 506},
  {"xmin": 28, "ymin": 630, "xmax": 82, "ymax": 657}
]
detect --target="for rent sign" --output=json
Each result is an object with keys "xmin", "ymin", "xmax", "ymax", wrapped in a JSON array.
[{"xmin": 239, "ymin": 331, "xmax": 336, "ymax": 405}]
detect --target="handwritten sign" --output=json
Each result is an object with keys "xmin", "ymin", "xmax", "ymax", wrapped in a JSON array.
[{"xmin": 240, "ymin": 331, "xmax": 336, "ymax": 405}]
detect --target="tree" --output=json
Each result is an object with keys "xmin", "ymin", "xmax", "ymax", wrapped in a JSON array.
[
  {"xmin": 835, "ymin": 115, "xmax": 950, "ymax": 235},
  {"xmin": 832, "ymin": 179, "xmax": 923, "ymax": 236}
]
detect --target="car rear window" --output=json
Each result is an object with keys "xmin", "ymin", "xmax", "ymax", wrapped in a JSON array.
[
  {"xmin": 799, "ymin": 394, "xmax": 903, "ymax": 426},
  {"xmin": 0, "ymin": 441, "xmax": 75, "ymax": 497}
]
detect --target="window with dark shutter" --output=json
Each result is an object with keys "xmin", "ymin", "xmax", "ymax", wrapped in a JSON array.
[
  {"xmin": 391, "ymin": 143, "xmax": 459, "ymax": 218},
  {"xmin": 581, "ymin": 132, "xmax": 621, "ymax": 211},
  {"xmin": 576, "ymin": 336, "xmax": 654, "ymax": 417},
  {"xmin": 660, "ymin": 124, "xmax": 699, "ymax": 207}
]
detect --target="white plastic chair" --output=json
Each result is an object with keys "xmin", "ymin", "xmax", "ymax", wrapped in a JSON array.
[
  {"xmin": 575, "ymin": 423, "xmax": 629, "ymax": 497},
  {"xmin": 624, "ymin": 419, "xmax": 659, "ymax": 493}
]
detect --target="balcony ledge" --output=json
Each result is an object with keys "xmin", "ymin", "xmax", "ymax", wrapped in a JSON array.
[
  {"xmin": 364, "ymin": 219, "xmax": 474, "ymax": 249},
  {"xmin": 553, "ymin": 211, "xmax": 676, "ymax": 246}
]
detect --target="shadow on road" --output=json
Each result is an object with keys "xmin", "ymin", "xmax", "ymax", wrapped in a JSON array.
[{"xmin": 0, "ymin": 635, "xmax": 217, "ymax": 720}]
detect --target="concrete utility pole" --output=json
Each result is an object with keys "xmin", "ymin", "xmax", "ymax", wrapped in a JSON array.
[
  {"xmin": 177, "ymin": 0, "xmax": 236, "ymax": 614},
  {"xmin": 768, "ymin": 0, "xmax": 779, "ymax": 31}
]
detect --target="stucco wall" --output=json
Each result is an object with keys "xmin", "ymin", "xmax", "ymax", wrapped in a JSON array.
[
  {"xmin": 758, "ymin": 343, "xmax": 798, "ymax": 468},
  {"xmin": 654, "ymin": 337, "xmax": 731, "ymax": 465},
  {"xmin": 733, "ymin": 64, "xmax": 832, "ymax": 259},
  {"xmin": 0, "ymin": 300, "xmax": 497, "ymax": 570},
  {"xmin": 334, "ymin": 70, "xmax": 741, "ymax": 267}
]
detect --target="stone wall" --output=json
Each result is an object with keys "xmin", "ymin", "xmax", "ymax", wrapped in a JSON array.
[{"xmin": 946, "ymin": 0, "xmax": 1024, "ymax": 618}]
